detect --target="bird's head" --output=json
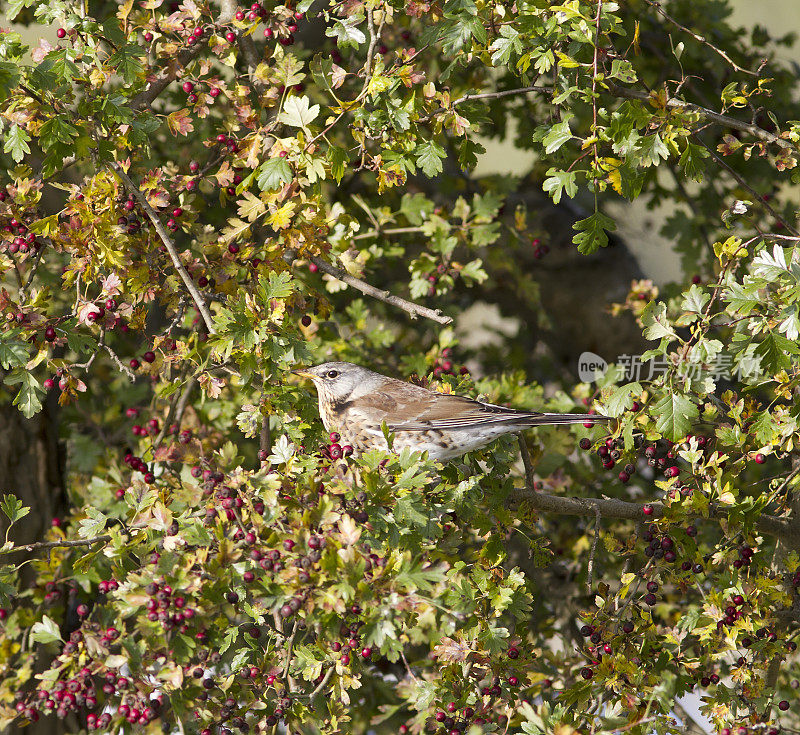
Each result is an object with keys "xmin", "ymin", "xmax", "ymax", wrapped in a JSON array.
[{"xmin": 292, "ymin": 362, "xmax": 380, "ymax": 403}]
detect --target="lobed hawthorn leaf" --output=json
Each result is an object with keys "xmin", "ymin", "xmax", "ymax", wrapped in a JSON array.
[
  {"xmin": 325, "ymin": 17, "xmax": 366, "ymax": 49},
  {"xmin": 543, "ymin": 168, "xmax": 578, "ymax": 204},
  {"xmin": 3, "ymin": 124, "xmax": 30, "ymax": 163},
  {"xmin": 0, "ymin": 495, "xmax": 30, "ymax": 525},
  {"xmin": 415, "ymin": 140, "xmax": 446, "ymax": 177},
  {"xmin": 107, "ymin": 43, "xmax": 145, "ymax": 84},
  {"xmin": 653, "ymin": 392, "xmax": 698, "ymax": 442},
  {"xmin": 489, "ymin": 25, "xmax": 522, "ymax": 66},
  {"xmin": 256, "ymin": 157, "xmax": 293, "ymax": 191},
  {"xmin": 572, "ymin": 210, "xmax": 616, "ymax": 255},
  {"xmin": 277, "ymin": 95, "xmax": 320, "ymax": 129}
]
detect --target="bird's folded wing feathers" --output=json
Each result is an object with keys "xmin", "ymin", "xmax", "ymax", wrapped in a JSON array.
[{"xmin": 351, "ymin": 390, "xmax": 600, "ymax": 431}]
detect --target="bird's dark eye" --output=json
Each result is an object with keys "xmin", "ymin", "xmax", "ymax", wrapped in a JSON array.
[{"xmin": 326, "ymin": 370, "xmax": 339, "ymax": 379}]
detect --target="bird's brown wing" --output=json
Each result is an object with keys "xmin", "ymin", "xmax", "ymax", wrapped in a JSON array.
[{"xmin": 351, "ymin": 380, "xmax": 598, "ymax": 431}]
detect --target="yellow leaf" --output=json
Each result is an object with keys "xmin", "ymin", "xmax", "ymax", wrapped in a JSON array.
[
  {"xmin": 237, "ymin": 191, "xmax": 266, "ymax": 222},
  {"xmin": 265, "ymin": 202, "xmax": 296, "ymax": 230}
]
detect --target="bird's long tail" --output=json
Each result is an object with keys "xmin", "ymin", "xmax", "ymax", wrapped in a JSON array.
[{"xmin": 524, "ymin": 413, "xmax": 612, "ymax": 426}]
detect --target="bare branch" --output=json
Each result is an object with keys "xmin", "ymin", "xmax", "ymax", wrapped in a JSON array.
[
  {"xmin": 310, "ymin": 666, "xmax": 335, "ymax": 698},
  {"xmin": 0, "ymin": 536, "xmax": 111, "ymax": 556},
  {"xmin": 418, "ymin": 85, "xmax": 551, "ymax": 123},
  {"xmin": 508, "ymin": 488, "xmax": 796, "ymax": 547},
  {"xmin": 111, "ymin": 163, "xmax": 217, "ymax": 334},
  {"xmin": 694, "ymin": 137, "xmax": 800, "ymax": 236},
  {"xmin": 586, "ymin": 503, "xmax": 601, "ymax": 594},
  {"xmin": 307, "ymin": 255, "xmax": 452, "ymax": 325},
  {"xmin": 352, "ymin": 225, "xmax": 427, "ymax": 241},
  {"xmin": 359, "ymin": 5, "xmax": 378, "ymax": 99},
  {"xmin": 643, "ymin": 0, "xmax": 760, "ymax": 77}
]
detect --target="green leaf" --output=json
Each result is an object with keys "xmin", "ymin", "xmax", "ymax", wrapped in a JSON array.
[
  {"xmin": 0, "ymin": 61, "xmax": 21, "ymax": 102},
  {"xmin": 325, "ymin": 17, "xmax": 366, "ymax": 49},
  {"xmin": 0, "ymin": 335, "xmax": 28, "ymax": 369},
  {"xmin": 542, "ymin": 118, "xmax": 574, "ymax": 154},
  {"xmin": 641, "ymin": 301, "xmax": 677, "ymax": 341},
  {"xmin": 218, "ymin": 626, "xmax": 238, "ymax": 655},
  {"xmin": 542, "ymin": 168, "xmax": 577, "ymax": 204},
  {"xmin": 277, "ymin": 95, "xmax": 320, "ymax": 129},
  {"xmin": 327, "ymin": 146, "xmax": 349, "ymax": 183},
  {"xmin": 678, "ymin": 142, "xmax": 709, "ymax": 182},
  {"xmin": 489, "ymin": 25, "xmax": 522, "ymax": 66},
  {"xmin": 652, "ymin": 393, "xmax": 698, "ymax": 442},
  {"xmin": 637, "ymin": 133, "xmax": 670, "ymax": 167},
  {"xmin": 257, "ymin": 271, "xmax": 294, "ymax": 302},
  {"xmin": 256, "ymin": 158, "xmax": 293, "ymax": 191},
  {"xmin": 0, "ymin": 495, "xmax": 30, "ymax": 524},
  {"xmin": 107, "ymin": 44, "xmax": 145, "ymax": 84},
  {"xmin": 31, "ymin": 615, "xmax": 63, "ymax": 644},
  {"xmin": 572, "ymin": 211, "xmax": 616, "ymax": 255},
  {"xmin": 3, "ymin": 124, "xmax": 31, "ymax": 163},
  {"xmin": 603, "ymin": 382, "xmax": 642, "ymax": 418},
  {"xmin": 78, "ymin": 507, "xmax": 108, "ymax": 539},
  {"xmin": 415, "ymin": 140, "xmax": 446, "ymax": 177},
  {"xmin": 4, "ymin": 368, "xmax": 44, "ymax": 418}
]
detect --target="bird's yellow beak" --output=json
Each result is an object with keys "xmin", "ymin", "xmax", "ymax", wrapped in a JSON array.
[{"xmin": 291, "ymin": 368, "xmax": 315, "ymax": 380}]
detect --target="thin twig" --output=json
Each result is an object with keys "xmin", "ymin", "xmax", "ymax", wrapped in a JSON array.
[
  {"xmin": 586, "ymin": 503, "xmax": 601, "ymax": 594},
  {"xmin": 359, "ymin": 5, "xmax": 378, "ymax": 99},
  {"xmin": 100, "ymin": 341, "xmax": 136, "ymax": 381},
  {"xmin": 418, "ymin": 85, "xmax": 552, "ymax": 123},
  {"xmin": 282, "ymin": 621, "xmax": 299, "ymax": 692},
  {"xmin": 693, "ymin": 136, "xmax": 800, "ymax": 235},
  {"xmin": 352, "ymin": 225, "xmax": 427, "ymax": 241},
  {"xmin": 643, "ymin": 0, "xmax": 759, "ymax": 77},
  {"xmin": 309, "ymin": 666, "xmax": 335, "ymax": 698},
  {"xmin": 307, "ymin": 254, "xmax": 452, "ymax": 325},
  {"xmin": 155, "ymin": 369, "xmax": 193, "ymax": 444},
  {"xmin": 517, "ymin": 434, "xmax": 536, "ymax": 491},
  {"xmin": 111, "ymin": 163, "xmax": 217, "ymax": 333}
]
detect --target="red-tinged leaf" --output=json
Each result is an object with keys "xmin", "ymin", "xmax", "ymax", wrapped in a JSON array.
[
  {"xmin": 432, "ymin": 636, "xmax": 471, "ymax": 663},
  {"xmin": 167, "ymin": 108, "xmax": 195, "ymax": 137}
]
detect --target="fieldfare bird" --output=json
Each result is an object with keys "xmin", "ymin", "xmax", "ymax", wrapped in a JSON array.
[{"xmin": 293, "ymin": 362, "xmax": 609, "ymax": 462}]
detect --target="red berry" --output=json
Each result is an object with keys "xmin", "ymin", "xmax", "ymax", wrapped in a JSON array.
[
  {"xmin": 143, "ymin": 351, "xmax": 156, "ymax": 363},
  {"xmin": 642, "ymin": 504, "xmax": 653, "ymax": 516},
  {"xmin": 182, "ymin": 81, "xmax": 194, "ymax": 93},
  {"xmin": 130, "ymin": 358, "xmax": 140, "ymax": 369},
  {"xmin": 779, "ymin": 700, "xmax": 790, "ymax": 711},
  {"xmin": 57, "ymin": 28, "xmax": 67, "ymax": 38},
  {"xmin": 754, "ymin": 453, "xmax": 766, "ymax": 464}
]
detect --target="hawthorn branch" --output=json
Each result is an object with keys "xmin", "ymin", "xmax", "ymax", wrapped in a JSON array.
[
  {"xmin": 508, "ymin": 488, "xmax": 796, "ymax": 547},
  {"xmin": 359, "ymin": 5, "xmax": 378, "ymax": 100},
  {"xmin": 309, "ymin": 665, "xmax": 335, "ymax": 698},
  {"xmin": 418, "ymin": 85, "xmax": 551, "ymax": 123},
  {"xmin": 111, "ymin": 163, "xmax": 217, "ymax": 334},
  {"xmin": 0, "ymin": 536, "xmax": 111, "ymax": 556},
  {"xmin": 306, "ymin": 255, "xmax": 452, "ymax": 325},
  {"xmin": 643, "ymin": 0, "xmax": 760, "ymax": 77},
  {"xmin": 609, "ymin": 84, "xmax": 787, "ymax": 149},
  {"xmin": 694, "ymin": 136, "xmax": 800, "ymax": 236}
]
